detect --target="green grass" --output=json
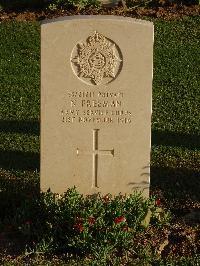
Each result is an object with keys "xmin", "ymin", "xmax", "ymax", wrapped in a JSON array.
[
  {"xmin": 151, "ymin": 17, "xmax": 200, "ymax": 207},
  {"xmin": 153, "ymin": 18, "xmax": 200, "ymax": 134},
  {"xmin": 0, "ymin": 22, "xmax": 40, "ymax": 177},
  {"xmin": 0, "ymin": 22, "xmax": 40, "ymax": 222},
  {"xmin": 0, "ymin": 22, "xmax": 40, "ymax": 120},
  {"xmin": 0, "ymin": 16, "xmax": 200, "ymax": 264},
  {"xmin": 1, "ymin": 18, "xmax": 199, "ymax": 201}
]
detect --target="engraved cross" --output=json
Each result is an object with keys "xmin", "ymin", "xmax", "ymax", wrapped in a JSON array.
[{"xmin": 76, "ymin": 129, "xmax": 114, "ymax": 188}]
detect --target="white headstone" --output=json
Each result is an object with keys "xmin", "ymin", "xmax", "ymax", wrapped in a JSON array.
[{"xmin": 41, "ymin": 16, "xmax": 153, "ymax": 197}]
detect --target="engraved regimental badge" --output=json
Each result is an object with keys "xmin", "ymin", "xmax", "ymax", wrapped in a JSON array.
[{"xmin": 71, "ymin": 31, "xmax": 122, "ymax": 85}]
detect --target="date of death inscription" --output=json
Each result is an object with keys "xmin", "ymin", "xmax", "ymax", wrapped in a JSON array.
[{"xmin": 61, "ymin": 90, "xmax": 133, "ymax": 125}]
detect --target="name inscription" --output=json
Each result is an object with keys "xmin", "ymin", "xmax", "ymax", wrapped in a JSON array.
[{"xmin": 61, "ymin": 90, "xmax": 132, "ymax": 125}]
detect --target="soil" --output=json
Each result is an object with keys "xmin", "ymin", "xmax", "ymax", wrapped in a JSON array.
[{"xmin": 0, "ymin": 4, "xmax": 200, "ymax": 22}]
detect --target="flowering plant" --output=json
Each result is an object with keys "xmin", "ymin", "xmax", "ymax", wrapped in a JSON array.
[{"xmin": 12, "ymin": 188, "xmax": 168, "ymax": 263}]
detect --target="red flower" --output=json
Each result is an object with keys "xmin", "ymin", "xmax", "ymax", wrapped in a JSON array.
[
  {"xmin": 88, "ymin": 216, "xmax": 95, "ymax": 226},
  {"xmin": 155, "ymin": 199, "xmax": 161, "ymax": 206},
  {"xmin": 73, "ymin": 223, "xmax": 84, "ymax": 233},
  {"xmin": 114, "ymin": 216, "xmax": 126, "ymax": 224}
]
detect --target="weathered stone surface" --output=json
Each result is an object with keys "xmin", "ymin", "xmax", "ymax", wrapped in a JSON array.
[
  {"xmin": 41, "ymin": 16, "xmax": 153, "ymax": 196},
  {"xmin": 100, "ymin": 0, "xmax": 119, "ymax": 7}
]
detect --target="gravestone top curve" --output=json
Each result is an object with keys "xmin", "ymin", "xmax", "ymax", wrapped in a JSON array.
[
  {"xmin": 41, "ymin": 15, "xmax": 153, "ymax": 197},
  {"xmin": 42, "ymin": 15, "xmax": 153, "ymax": 26}
]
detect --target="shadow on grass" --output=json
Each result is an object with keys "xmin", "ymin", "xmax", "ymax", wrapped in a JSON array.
[
  {"xmin": 150, "ymin": 166, "xmax": 200, "ymax": 209},
  {"xmin": 0, "ymin": 121, "xmax": 39, "ymax": 170},
  {"xmin": 0, "ymin": 173, "xmax": 40, "ymax": 254},
  {"xmin": 0, "ymin": 150, "xmax": 39, "ymax": 171},
  {"xmin": 0, "ymin": 174, "xmax": 40, "ymax": 215},
  {"xmin": 152, "ymin": 129, "xmax": 200, "ymax": 150},
  {"xmin": 1, "ymin": 120, "xmax": 199, "ymax": 149},
  {"xmin": 0, "ymin": 120, "xmax": 199, "ymax": 208},
  {"xmin": 0, "ymin": 120, "xmax": 39, "ymax": 135},
  {"xmin": 151, "ymin": 130, "xmax": 200, "ymax": 208}
]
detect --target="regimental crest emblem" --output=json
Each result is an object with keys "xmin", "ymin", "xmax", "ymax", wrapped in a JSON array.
[{"xmin": 71, "ymin": 31, "xmax": 122, "ymax": 85}]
